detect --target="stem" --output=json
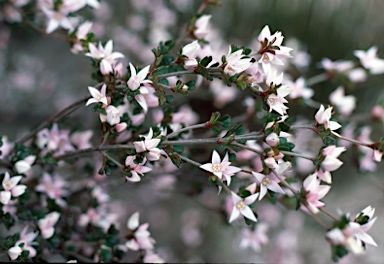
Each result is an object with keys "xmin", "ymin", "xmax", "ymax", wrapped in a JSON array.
[
  {"xmin": 230, "ymin": 141, "xmax": 264, "ymax": 155},
  {"xmin": 281, "ymin": 150, "xmax": 315, "ymax": 161},
  {"xmin": 101, "ymin": 152, "xmax": 124, "ymax": 168},
  {"xmin": 163, "ymin": 133, "xmax": 264, "ymax": 146},
  {"xmin": 197, "ymin": 1, "xmax": 209, "ymax": 14},
  {"xmin": 307, "ymin": 73, "xmax": 329, "ymax": 86},
  {"xmin": 290, "ymin": 124, "xmax": 316, "ymax": 130},
  {"xmin": 166, "ymin": 123, "xmax": 208, "ymax": 139},
  {"xmin": 51, "ymin": 144, "xmax": 134, "ymax": 161},
  {"xmin": 152, "ymin": 69, "xmax": 196, "ymax": 79},
  {"xmin": 178, "ymin": 153, "xmax": 203, "ymax": 167},
  {"xmin": 318, "ymin": 207, "xmax": 339, "ymax": 222},
  {"xmin": 13, "ymin": 96, "xmax": 89, "ymax": 148},
  {"xmin": 334, "ymin": 134, "xmax": 372, "ymax": 148}
]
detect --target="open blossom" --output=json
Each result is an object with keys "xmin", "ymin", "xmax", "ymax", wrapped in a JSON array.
[
  {"xmin": 315, "ymin": 104, "xmax": 341, "ymax": 131},
  {"xmin": 321, "ymin": 145, "xmax": 346, "ymax": 172},
  {"xmin": 329, "ymin": 86, "xmax": 356, "ymax": 116},
  {"xmin": 257, "ymin": 25, "xmax": 292, "ymax": 73},
  {"xmin": 41, "ymin": 5, "xmax": 73, "ymax": 34},
  {"xmin": 125, "ymin": 156, "xmax": 152, "ymax": 182},
  {"xmin": 35, "ymin": 172, "xmax": 68, "ymax": 207},
  {"xmin": 85, "ymin": 40, "xmax": 124, "ymax": 75},
  {"xmin": 193, "ymin": 15, "xmax": 211, "ymax": 39},
  {"xmin": 127, "ymin": 63, "xmax": 152, "ymax": 91},
  {"xmin": 224, "ymin": 47, "xmax": 252, "ymax": 76},
  {"xmin": 38, "ymin": 212, "xmax": 60, "ymax": 239},
  {"xmin": 229, "ymin": 192, "xmax": 259, "ymax": 223},
  {"xmin": 36, "ymin": 123, "xmax": 75, "ymax": 155},
  {"xmin": 321, "ymin": 58, "xmax": 354, "ymax": 73},
  {"xmin": 0, "ymin": 172, "xmax": 27, "ymax": 205},
  {"xmin": 8, "ymin": 226, "xmax": 38, "ymax": 260},
  {"xmin": 239, "ymin": 223, "xmax": 269, "ymax": 252},
  {"xmin": 288, "ymin": 77, "xmax": 314, "ymax": 100},
  {"xmin": 200, "ymin": 150, "xmax": 241, "ymax": 185},
  {"xmin": 125, "ymin": 212, "xmax": 156, "ymax": 251},
  {"xmin": 252, "ymin": 172, "xmax": 285, "ymax": 200},
  {"xmin": 133, "ymin": 128, "xmax": 161, "ymax": 161},
  {"xmin": 301, "ymin": 172, "xmax": 330, "ymax": 214},
  {"xmin": 181, "ymin": 40, "xmax": 201, "ymax": 69},
  {"xmin": 86, "ymin": 84, "xmax": 108, "ymax": 106},
  {"xmin": 354, "ymin": 46, "xmax": 384, "ymax": 75}
]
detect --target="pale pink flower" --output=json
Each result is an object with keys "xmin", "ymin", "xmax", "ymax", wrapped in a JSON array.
[
  {"xmin": 244, "ymin": 62, "xmax": 265, "ymax": 87},
  {"xmin": 115, "ymin": 122, "xmax": 128, "ymax": 133},
  {"xmin": 224, "ymin": 47, "xmax": 252, "ymax": 77},
  {"xmin": 301, "ymin": 172, "xmax": 330, "ymax": 214},
  {"xmin": 193, "ymin": 15, "xmax": 211, "ymax": 39},
  {"xmin": 371, "ymin": 105, "xmax": 384, "ymax": 122},
  {"xmin": 125, "ymin": 156, "xmax": 152, "ymax": 182},
  {"xmin": 257, "ymin": 25, "xmax": 292, "ymax": 73},
  {"xmin": 229, "ymin": 192, "xmax": 259, "ymax": 223},
  {"xmin": 354, "ymin": 46, "xmax": 384, "ymax": 75},
  {"xmin": 321, "ymin": 145, "xmax": 345, "ymax": 173},
  {"xmin": 265, "ymin": 132, "xmax": 279, "ymax": 147},
  {"xmin": 86, "ymin": 84, "xmax": 108, "ymax": 106},
  {"xmin": 372, "ymin": 149, "xmax": 382, "ymax": 162},
  {"xmin": 143, "ymin": 250, "xmax": 165, "ymax": 263},
  {"xmin": 0, "ymin": 136, "xmax": 13, "ymax": 159},
  {"xmin": 35, "ymin": 172, "xmax": 68, "ymax": 207},
  {"xmin": 288, "ymin": 77, "xmax": 314, "ymax": 100},
  {"xmin": 42, "ymin": 6, "xmax": 73, "ymax": 34},
  {"xmin": 70, "ymin": 130, "xmax": 93, "ymax": 149},
  {"xmin": 14, "ymin": 155, "xmax": 36, "ymax": 174},
  {"xmin": 85, "ymin": 40, "xmax": 124, "ymax": 75},
  {"xmin": 200, "ymin": 150, "xmax": 241, "ymax": 185},
  {"xmin": 36, "ymin": 123, "xmax": 75, "ymax": 155},
  {"xmin": 105, "ymin": 105, "xmax": 121, "ymax": 126},
  {"xmin": 209, "ymin": 79, "xmax": 238, "ymax": 108},
  {"xmin": 126, "ymin": 212, "xmax": 156, "ymax": 251},
  {"xmin": 329, "ymin": 86, "xmax": 356, "ymax": 116},
  {"xmin": 315, "ymin": 104, "xmax": 341, "ymax": 131},
  {"xmin": 127, "ymin": 63, "xmax": 152, "ymax": 91},
  {"xmin": 252, "ymin": 172, "xmax": 285, "ymax": 200},
  {"xmin": 182, "ymin": 40, "xmax": 201, "ymax": 69},
  {"xmin": 0, "ymin": 172, "xmax": 27, "ymax": 205},
  {"xmin": 239, "ymin": 223, "xmax": 269, "ymax": 252},
  {"xmin": 321, "ymin": 58, "xmax": 354, "ymax": 73},
  {"xmin": 133, "ymin": 128, "xmax": 161, "ymax": 161},
  {"xmin": 38, "ymin": 211, "xmax": 60, "ymax": 239},
  {"xmin": 8, "ymin": 226, "xmax": 38, "ymax": 260}
]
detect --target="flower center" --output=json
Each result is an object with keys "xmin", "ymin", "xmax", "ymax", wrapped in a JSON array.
[
  {"xmin": 212, "ymin": 164, "xmax": 221, "ymax": 172},
  {"xmin": 268, "ymin": 97, "xmax": 276, "ymax": 105},
  {"xmin": 97, "ymin": 94, "xmax": 104, "ymax": 101},
  {"xmin": 4, "ymin": 181, "xmax": 11, "ymax": 189},
  {"xmin": 262, "ymin": 177, "xmax": 270, "ymax": 186},
  {"xmin": 236, "ymin": 201, "xmax": 245, "ymax": 209}
]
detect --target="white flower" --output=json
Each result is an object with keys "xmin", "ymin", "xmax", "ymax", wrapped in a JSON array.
[
  {"xmin": 133, "ymin": 128, "xmax": 161, "ymax": 161},
  {"xmin": 354, "ymin": 46, "xmax": 384, "ymax": 75},
  {"xmin": 105, "ymin": 105, "xmax": 121, "ymax": 126},
  {"xmin": 127, "ymin": 63, "xmax": 152, "ymax": 91},
  {"xmin": 194, "ymin": 15, "xmax": 211, "ymax": 39},
  {"xmin": 315, "ymin": 105, "xmax": 342, "ymax": 131},
  {"xmin": 38, "ymin": 212, "xmax": 60, "ymax": 239},
  {"xmin": 329, "ymin": 86, "xmax": 356, "ymax": 116},
  {"xmin": 252, "ymin": 172, "xmax": 285, "ymax": 200},
  {"xmin": 199, "ymin": 150, "xmax": 241, "ymax": 185},
  {"xmin": 1, "ymin": 172, "xmax": 27, "ymax": 205},
  {"xmin": 182, "ymin": 41, "xmax": 201, "ymax": 69},
  {"xmin": 229, "ymin": 192, "xmax": 259, "ymax": 223},
  {"xmin": 86, "ymin": 84, "xmax": 108, "ymax": 106},
  {"xmin": 224, "ymin": 47, "xmax": 252, "ymax": 77}
]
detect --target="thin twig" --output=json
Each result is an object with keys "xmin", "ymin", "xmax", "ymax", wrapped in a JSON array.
[
  {"xmin": 166, "ymin": 123, "xmax": 208, "ymax": 139},
  {"xmin": 281, "ymin": 150, "xmax": 315, "ymax": 161}
]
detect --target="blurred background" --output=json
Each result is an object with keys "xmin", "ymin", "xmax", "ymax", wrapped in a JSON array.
[{"xmin": 0, "ymin": 0, "xmax": 383, "ymax": 263}]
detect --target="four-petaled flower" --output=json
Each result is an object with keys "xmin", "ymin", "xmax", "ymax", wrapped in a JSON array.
[
  {"xmin": 86, "ymin": 84, "xmax": 108, "ymax": 106},
  {"xmin": 8, "ymin": 226, "xmax": 38, "ymax": 260},
  {"xmin": 38, "ymin": 211, "xmax": 61, "ymax": 239},
  {"xmin": 127, "ymin": 63, "xmax": 152, "ymax": 91},
  {"xmin": 125, "ymin": 156, "xmax": 152, "ymax": 182},
  {"xmin": 252, "ymin": 172, "xmax": 285, "ymax": 201},
  {"xmin": 315, "ymin": 104, "xmax": 342, "ymax": 132},
  {"xmin": 133, "ymin": 128, "xmax": 161, "ymax": 161},
  {"xmin": 229, "ymin": 192, "xmax": 259, "ymax": 223},
  {"xmin": 224, "ymin": 47, "xmax": 252, "ymax": 77},
  {"xmin": 200, "ymin": 150, "xmax": 241, "ymax": 185},
  {"xmin": 301, "ymin": 172, "xmax": 330, "ymax": 214},
  {"xmin": 0, "ymin": 172, "xmax": 27, "ymax": 205}
]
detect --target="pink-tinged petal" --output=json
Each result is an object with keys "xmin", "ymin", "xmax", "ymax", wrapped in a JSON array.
[
  {"xmin": 224, "ymin": 166, "xmax": 241, "ymax": 175},
  {"xmin": 127, "ymin": 212, "xmax": 140, "ymax": 230},
  {"xmin": 223, "ymin": 174, "xmax": 232, "ymax": 186},
  {"xmin": 147, "ymin": 149, "xmax": 161, "ymax": 161},
  {"xmin": 315, "ymin": 105, "xmax": 325, "ymax": 124},
  {"xmin": 213, "ymin": 171, "xmax": 223, "ymax": 179},
  {"xmin": 138, "ymin": 166, "xmax": 152, "ymax": 174},
  {"xmin": 252, "ymin": 171, "xmax": 265, "ymax": 183},
  {"xmin": 135, "ymin": 94, "xmax": 148, "ymax": 112},
  {"xmin": 358, "ymin": 232, "xmax": 377, "ymax": 246},
  {"xmin": 86, "ymin": 98, "xmax": 98, "ymax": 106},
  {"xmin": 134, "ymin": 141, "xmax": 147, "ymax": 153},
  {"xmin": 111, "ymin": 51, "xmax": 124, "ymax": 60},
  {"xmin": 3, "ymin": 171, "xmax": 10, "ymax": 182},
  {"xmin": 329, "ymin": 121, "xmax": 342, "ymax": 131},
  {"xmin": 303, "ymin": 173, "xmax": 317, "ymax": 190},
  {"xmin": 11, "ymin": 185, "xmax": 27, "ymax": 197},
  {"xmin": 244, "ymin": 193, "xmax": 259, "ymax": 205},
  {"xmin": 104, "ymin": 40, "xmax": 113, "ymax": 54},
  {"xmin": 145, "ymin": 138, "xmax": 160, "ymax": 150},
  {"xmin": 258, "ymin": 185, "xmax": 267, "ymax": 200},
  {"xmin": 267, "ymin": 181, "xmax": 285, "ymax": 194},
  {"xmin": 0, "ymin": 191, "xmax": 11, "ymax": 204},
  {"xmin": 229, "ymin": 207, "xmax": 240, "ymax": 223},
  {"xmin": 46, "ymin": 19, "xmax": 59, "ymax": 34},
  {"xmin": 129, "ymin": 63, "xmax": 137, "ymax": 76},
  {"xmin": 240, "ymin": 206, "xmax": 257, "ymax": 222},
  {"xmin": 200, "ymin": 163, "xmax": 213, "ymax": 173},
  {"xmin": 25, "ymin": 246, "xmax": 37, "ymax": 258},
  {"xmin": 137, "ymin": 65, "xmax": 150, "ymax": 81},
  {"xmin": 100, "ymin": 59, "xmax": 113, "ymax": 75},
  {"xmin": 231, "ymin": 192, "xmax": 242, "ymax": 204},
  {"xmin": 317, "ymin": 185, "xmax": 331, "ymax": 200},
  {"xmin": 211, "ymin": 150, "xmax": 221, "ymax": 164},
  {"xmin": 8, "ymin": 246, "xmax": 22, "ymax": 260},
  {"xmin": 41, "ymin": 227, "xmax": 55, "ymax": 239},
  {"xmin": 258, "ymin": 25, "xmax": 271, "ymax": 41},
  {"xmin": 322, "ymin": 156, "xmax": 343, "ymax": 172},
  {"xmin": 361, "ymin": 217, "xmax": 377, "ymax": 232},
  {"xmin": 126, "ymin": 171, "xmax": 141, "ymax": 182},
  {"xmin": 317, "ymin": 169, "xmax": 332, "ymax": 184},
  {"xmin": 5, "ymin": 176, "xmax": 23, "ymax": 190},
  {"xmin": 246, "ymin": 183, "xmax": 257, "ymax": 194},
  {"xmin": 126, "ymin": 239, "xmax": 140, "ymax": 251}
]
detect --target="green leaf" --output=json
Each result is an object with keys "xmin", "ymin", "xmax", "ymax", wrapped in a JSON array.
[
  {"xmin": 331, "ymin": 245, "xmax": 349, "ymax": 262},
  {"xmin": 200, "ymin": 56, "xmax": 212, "ymax": 67}
]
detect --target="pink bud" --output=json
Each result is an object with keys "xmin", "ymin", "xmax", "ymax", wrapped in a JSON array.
[
  {"xmin": 115, "ymin": 122, "xmax": 127, "ymax": 133},
  {"xmin": 265, "ymin": 133, "xmax": 279, "ymax": 147},
  {"xmin": 372, "ymin": 149, "xmax": 382, "ymax": 162}
]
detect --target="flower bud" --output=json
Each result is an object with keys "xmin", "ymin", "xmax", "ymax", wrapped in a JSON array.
[
  {"xmin": 265, "ymin": 132, "xmax": 279, "ymax": 147},
  {"xmin": 115, "ymin": 122, "xmax": 127, "ymax": 133}
]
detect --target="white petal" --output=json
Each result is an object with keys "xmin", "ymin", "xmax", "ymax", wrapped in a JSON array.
[{"xmin": 241, "ymin": 206, "xmax": 257, "ymax": 222}]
